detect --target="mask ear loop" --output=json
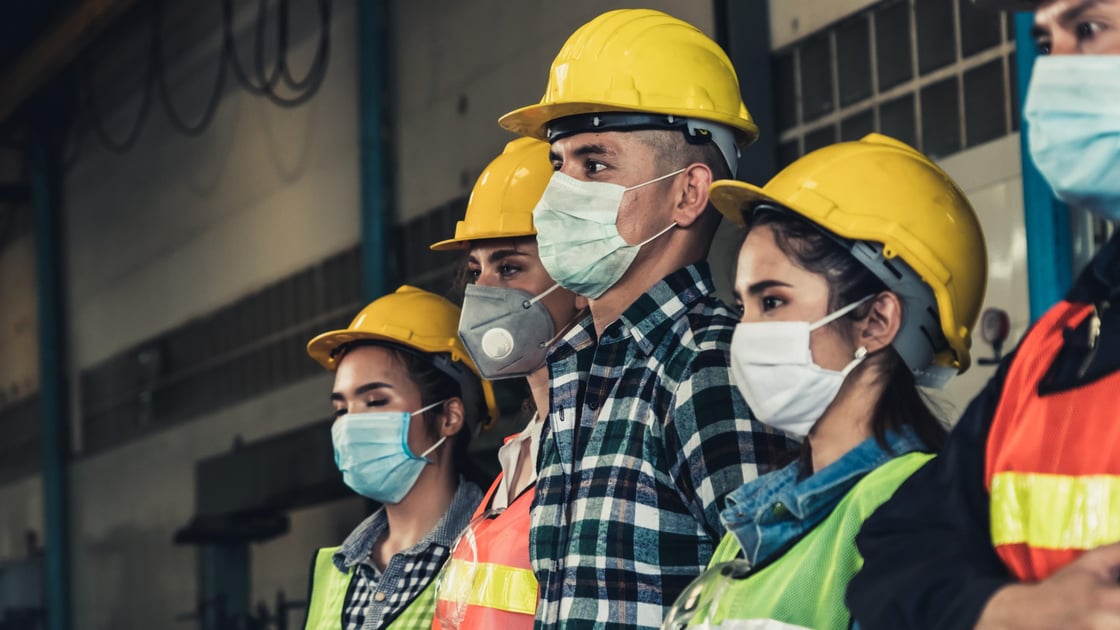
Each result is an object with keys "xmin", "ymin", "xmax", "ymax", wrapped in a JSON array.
[
  {"xmin": 412, "ymin": 399, "xmax": 450, "ymax": 461},
  {"xmin": 522, "ymin": 282, "xmax": 563, "ymax": 309},
  {"xmin": 809, "ymin": 294, "xmax": 876, "ymax": 331}
]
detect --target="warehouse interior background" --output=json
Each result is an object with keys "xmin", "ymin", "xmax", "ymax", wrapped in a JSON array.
[{"xmin": 0, "ymin": 0, "xmax": 1110, "ymax": 628}]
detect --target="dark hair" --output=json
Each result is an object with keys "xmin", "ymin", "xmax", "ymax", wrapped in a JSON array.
[
  {"xmin": 336, "ymin": 340, "xmax": 490, "ymax": 488},
  {"xmin": 745, "ymin": 207, "xmax": 948, "ymax": 458}
]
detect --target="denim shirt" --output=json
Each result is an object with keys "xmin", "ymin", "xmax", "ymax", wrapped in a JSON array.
[{"xmin": 720, "ymin": 426, "xmax": 929, "ymax": 566}]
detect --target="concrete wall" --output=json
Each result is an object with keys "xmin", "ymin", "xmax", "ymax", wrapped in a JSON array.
[
  {"xmin": 67, "ymin": 374, "xmax": 340, "ymax": 630},
  {"xmin": 0, "ymin": 230, "xmax": 38, "ymax": 404},
  {"xmin": 392, "ymin": 0, "xmax": 716, "ymax": 223},
  {"xmin": 65, "ymin": 0, "xmax": 360, "ymax": 373}
]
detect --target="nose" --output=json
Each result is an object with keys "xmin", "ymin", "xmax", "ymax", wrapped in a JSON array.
[{"xmin": 475, "ymin": 272, "xmax": 498, "ymax": 287}]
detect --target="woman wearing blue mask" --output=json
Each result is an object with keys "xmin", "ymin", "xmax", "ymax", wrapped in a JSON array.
[
  {"xmin": 662, "ymin": 134, "xmax": 988, "ymax": 629},
  {"xmin": 302, "ymin": 285, "xmax": 499, "ymax": 630}
]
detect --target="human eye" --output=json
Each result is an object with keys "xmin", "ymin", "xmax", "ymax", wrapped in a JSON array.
[
  {"xmin": 364, "ymin": 397, "xmax": 387, "ymax": 410},
  {"xmin": 333, "ymin": 405, "xmax": 347, "ymax": 418},
  {"xmin": 761, "ymin": 295, "xmax": 785, "ymax": 312},
  {"xmin": 584, "ymin": 160, "xmax": 608, "ymax": 176},
  {"xmin": 1075, "ymin": 20, "xmax": 1104, "ymax": 44},
  {"xmin": 1034, "ymin": 36, "xmax": 1051, "ymax": 54},
  {"xmin": 465, "ymin": 263, "xmax": 481, "ymax": 283},
  {"xmin": 499, "ymin": 262, "xmax": 521, "ymax": 279}
]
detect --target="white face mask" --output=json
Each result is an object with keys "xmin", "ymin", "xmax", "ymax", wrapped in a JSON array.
[
  {"xmin": 533, "ymin": 169, "xmax": 682, "ymax": 299},
  {"xmin": 730, "ymin": 297, "xmax": 873, "ymax": 437}
]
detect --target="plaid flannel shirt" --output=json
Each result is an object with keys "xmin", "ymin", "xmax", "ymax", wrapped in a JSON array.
[
  {"xmin": 530, "ymin": 263, "xmax": 798, "ymax": 630},
  {"xmin": 334, "ymin": 479, "xmax": 482, "ymax": 630}
]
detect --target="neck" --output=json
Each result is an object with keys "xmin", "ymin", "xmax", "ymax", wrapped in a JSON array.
[
  {"xmin": 379, "ymin": 456, "xmax": 458, "ymax": 556},
  {"xmin": 526, "ymin": 366, "xmax": 550, "ymax": 418},
  {"xmin": 807, "ymin": 368, "xmax": 881, "ymax": 473},
  {"xmin": 590, "ymin": 233, "xmax": 704, "ymax": 336}
]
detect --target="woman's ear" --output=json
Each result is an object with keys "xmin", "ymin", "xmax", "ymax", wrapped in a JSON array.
[
  {"xmin": 671, "ymin": 163, "xmax": 714, "ymax": 228},
  {"xmin": 437, "ymin": 398, "xmax": 466, "ymax": 437},
  {"xmin": 858, "ymin": 292, "xmax": 903, "ymax": 354}
]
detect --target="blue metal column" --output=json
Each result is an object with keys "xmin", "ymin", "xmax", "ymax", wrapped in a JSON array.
[
  {"xmin": 1014, "ymin": 13, "xmax": 1072, "ymax": 320},
  {"xmin": 32, "ymin": 141, "xmax": 70, "ymax": 630},
  {"xmin": 715, "ymin": 0, "xmax": 775, "ymax": 184},
  {"xmin": 357, "ymin": 0, "xmax": 392, "ymax": 301}
]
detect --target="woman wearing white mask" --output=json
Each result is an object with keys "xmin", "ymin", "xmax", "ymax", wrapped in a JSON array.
[
  {"xmin": 302, "ymin": 285, "xmax": 499, "ymax": 630},
  {"xmin": 662, "ymin": 134, "xmax": 988, "ymax": 630},
  {"xmin": 428, "ymin": 137, "xmax": 585, "ymax": 630}
]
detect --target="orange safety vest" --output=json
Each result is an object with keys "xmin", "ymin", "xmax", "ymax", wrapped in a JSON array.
[
  {"xmin": 985, "ymin": 301, "xmax": 1120, "ymax": 581},
  {"xmin": 432, "ymin": 473, "xmax": 538, "ymax": 630}
]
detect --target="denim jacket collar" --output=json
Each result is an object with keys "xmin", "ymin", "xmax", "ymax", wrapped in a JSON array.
[{"xmin": 720, "ymin": 426, "xmax": 928, "ymax": 566}]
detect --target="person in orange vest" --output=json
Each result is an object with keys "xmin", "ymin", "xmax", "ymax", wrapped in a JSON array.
[
  {"xmin": 846, "ymin": 0, "xmax": 1120, "ymax": 628},
  {"xmin": 428, "ymin": 138, "xmax": 585, "ymax": 629},
  {"xmin": 302, "ymin": 286, "xmax": 500, "ymax": 630}
]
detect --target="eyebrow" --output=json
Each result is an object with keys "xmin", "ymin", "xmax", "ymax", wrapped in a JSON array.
[
  {"xmin": 467, "ymin": 248, "xmax": 530, "ymax": 265},
  {"xmin": 330, "ymin": 382, "xmax": 392, "ymax": 402},
  {"xmin": 746, "ymin": 279, "xmax": 794, "ymax": 296},
  {"xmin": 549, "ymin": 143, "xmax": 615, "ymax": 163}
]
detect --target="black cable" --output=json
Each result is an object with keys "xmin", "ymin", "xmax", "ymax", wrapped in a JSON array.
[
  {"xmin": 278, "ymin": 0, "xmax": 329, "ymax": 92},
  {"xmin": 255, "ymin": 0, "xmax": 331, "ymax": 108},
  {"xmin": 83, "ymin": 58, "xmax": 153, "ymax": 154},
  {"xmin": 253, "ymin": 0, "xmax": 286, "ymax": 92},
  {"xmin": 153, "ymin": 0, "xmax": 227, "ymax": 136},
  {"xmin": 223, "ymin": 0, "xmax": 273, "ymax": 95}
]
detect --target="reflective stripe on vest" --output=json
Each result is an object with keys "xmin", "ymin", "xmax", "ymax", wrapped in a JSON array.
[
  {"xmin": 437, "ymin": 558, "xmax": 537, "ymax": 614},
  {"xmin": 433, "ymin": 476, "xmax": 537, "ymax": 630},
  {"xmin": 303, "ymin": 546, "xmax": 440, "ymax": 630},
  {"xmin": 991, "ymin": 472, "xmax": 1120, "ymax": 550},
  {"xmin": 985, "ymin": 301, "xmax": 1120, "ymax": 581}
]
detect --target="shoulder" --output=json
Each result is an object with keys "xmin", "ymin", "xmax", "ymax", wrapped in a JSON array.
[{"xmin": 844, "ymin": 453, "xmax": 934, "ymax": 516}]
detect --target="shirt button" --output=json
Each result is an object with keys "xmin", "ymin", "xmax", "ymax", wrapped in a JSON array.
[
  {"xmin": 771, "ymin": 502, "xmax": 789, "ymax": 518},
  {"xmin": 374, "ymin": 592, "xmax": 386, "ymax": 602}
]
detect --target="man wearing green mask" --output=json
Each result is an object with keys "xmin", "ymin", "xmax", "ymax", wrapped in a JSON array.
[
  {"xmin": 847, "ymin": 0, "xmax": 1120, "ymax": 628},
  {"xmin": 498, "ymin": 9, "xmax": 797, "ymax": 630}
]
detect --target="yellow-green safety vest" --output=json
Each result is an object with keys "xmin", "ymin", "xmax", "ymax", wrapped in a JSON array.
[
  {"xmin": 681, "ymin": 452, "xmax": 932, "ymax": 629},
  {"xmin": 303, "ymin": 546, "xmax": 438, "ymax": 630}
]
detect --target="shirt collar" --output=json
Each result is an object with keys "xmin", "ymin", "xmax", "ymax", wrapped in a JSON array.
[
  {"xmin": 1069, "ymin": 230, "xmax": 1120, "ymax": 304},
  {"xmin": 613, "ymin": 263, "xmax": 716, "ymax": 356},
  {"xmin": 721, "ymin": 426, "xmax": 928, "ymax": 565},
  {"xmin": 332, "ymin": 478, "xmax": 482, "ymax": 571}
]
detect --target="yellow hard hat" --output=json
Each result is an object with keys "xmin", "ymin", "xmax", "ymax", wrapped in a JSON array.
[
  {"xmin": 306, "ymin": 285, "xmax": 499, "ymax": 432},
  {"xmin": 710, "ymin": 134, "xmax": 988, "ymax": 386},
  {"xmin": 499, "ymin": 9, "xmax": 757, "ymax": 156},
  {"xmin": 430, "ymin": 138, "xmax": 551, "ymax": 251}
]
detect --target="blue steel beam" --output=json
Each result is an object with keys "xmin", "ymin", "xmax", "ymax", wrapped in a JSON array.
[
  {"xmin": 358, "ymin": 0, "xmax": 391, "ymax": 302},
  {"xmin": 1014, "ymin": 12, "xmax": 1072, "ymax": 320},
  {"xmin": 32, "ymin": 141, "xmax": 70, "ymax": 630}
]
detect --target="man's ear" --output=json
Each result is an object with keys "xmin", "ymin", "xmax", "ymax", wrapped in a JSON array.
[
  {"xmin": 672, "ymin": 163, "xmax": 714, "ymax": 228},
  {"xmin": 858, "ymin": 292, "xmax": 904, "ymax": 354},
  {"xmin": 438, "ymin": 399, "xmax": 466, "ymax": 437}
]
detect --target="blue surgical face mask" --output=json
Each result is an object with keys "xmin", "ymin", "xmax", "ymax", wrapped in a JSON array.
[
  {"xmin": 533, "ymin": 169, "xmax": 682, "ymax": 299},
  {"xmin": 331, "ymin": 400, "xmax": 447, "ymax": 504},
  {"xmin": 1024, "ymin": 55, "xmax": 1120, "ymax": 221}
]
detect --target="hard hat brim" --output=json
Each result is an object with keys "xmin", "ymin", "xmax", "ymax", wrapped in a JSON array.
[
  {"xmin": 499, "ymin": 101, "xmax": 759, "ymax": 147},
  {"xmin": 429, "ymin": 228, "xmax": 538, "ymax": 252},
  {"xmin": 306, "ymin": 329, "xmax": 412, "ymax": 371},
  {"xmin": 709, "ymin": 179, "xmax": 776, "ymax": 227}
]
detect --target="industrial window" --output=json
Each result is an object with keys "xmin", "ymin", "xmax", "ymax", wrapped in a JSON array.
[{"xmin": 772, "ymin": 0, "xmax": 1017, "ymax": 166}]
